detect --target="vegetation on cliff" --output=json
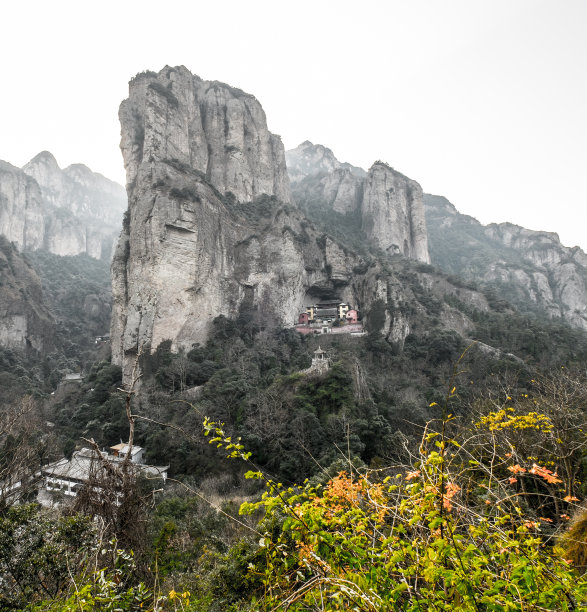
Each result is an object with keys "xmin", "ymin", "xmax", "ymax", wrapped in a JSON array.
[{"xmin": 3, "ymin": 362, "xmax": 586, "ymax": 610}]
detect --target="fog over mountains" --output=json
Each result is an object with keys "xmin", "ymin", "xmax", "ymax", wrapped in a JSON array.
[
  {"xmin": 0, "ymin": 65, "xmax": 585, "ymax": 369},
  {"xmin": 0, "ymin": 151, "xmax": 126, "ymax": 259}
]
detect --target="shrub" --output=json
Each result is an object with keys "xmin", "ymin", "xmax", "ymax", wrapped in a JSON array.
[{"xmin": 148, "ymin": 81, "xmax": 179, "ymax": 108}]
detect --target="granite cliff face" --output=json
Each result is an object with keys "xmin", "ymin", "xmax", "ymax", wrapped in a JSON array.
[
  {"xmin": 0, "ymin": 236, "xmax": 54, "ymax": 351},
  {"xmin": 0, "ymin": 152, "xmax": 126, "ymax": 259},
  {"xmin": 361, "ymin": 162, "xmax": 430, "ymax": 261},
  {"xmin": 424, "ymin": 194, "xmax": 587, "ymax": 330},
  {"xmin": 113, "ymin": 67, "xmax": 529, "ymax": 381},
  {"xmin": 111, "ymin": 68, "xmax": 458, "ymax": 379},
  {"xmin": 286, "ymin": 142, "xmax": 430, "ymax": 263},
  {"xmin": 119, "ymin": 66, "xmax": 291, "ymax": 204},
  {"xmin": 113, "ymin": 67, "xmax": 340, "ymax": 378}
]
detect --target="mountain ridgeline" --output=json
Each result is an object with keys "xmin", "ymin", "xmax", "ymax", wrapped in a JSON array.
[
  {"xmin": 111, "ymin": 67, "xmax": 433, "ymax": 380},
  {"xmin": 111, "ymin": 66, "xmax": 587, "ymax": 383},
  {"xmin": 424, "ymin": 194, "xmax": 587, "ymax": 331},
  {"xmin": 286, "ymin": 142, "xmax": 587, "ymax": 333},
  {"xmin": 0, "ymin": 151, "xmax": 126, "ymax": 260}
]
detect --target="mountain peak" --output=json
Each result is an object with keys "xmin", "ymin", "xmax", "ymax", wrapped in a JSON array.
[
  {"xmin": 26, "ymin": 151, "xmax": 60, "ymax": 170},
  {"xmin": 285, "ymin": 141, "xmax": 365, "ymax": 183}
]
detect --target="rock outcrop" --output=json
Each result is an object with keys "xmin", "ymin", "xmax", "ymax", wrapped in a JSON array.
[
  {"xmin": 0, "ymin": 236, "xmax": 54, "ymax": 351},
  {"xmin": 0, "ymin": 161, "xmax": 45, "ymax": 251},
  {"xmin": 424, "ymin": 194, "xmax": 587, "ymax": 330},
  {"xmin": 361, "ymin": 162, "xmax": 430, "ymax": 261},
  {"xmin": 286, "ymin": 142, "xmax": 430, "ymax": 263},
  {"xmin": 112, "ymin": 67, "xmax": 352, "ymax": 378},
  {"xmin": 0, "ymin": 152, "xmax": 126, "ymax": 259},
  {"xmin": 112, "ymin": 67, "xmax": 517, "ymax": 381}
]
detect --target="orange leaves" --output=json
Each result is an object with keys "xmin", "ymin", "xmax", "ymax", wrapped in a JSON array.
[
  {"xmin": 528, "ymin": 463, "xmax": 562, "ymax": 484},
  {"xmin": 321, "ymin": 471, "xmax": 362, "ymax": 508},
  {"xmin": 523, "ymin": 520, "xmax": 541, "ymax": 530},
  {"xmin": 563, "ymin": 495, "xmax": 579, "ymax": 503},
  {"xmin": 507, "ymin": 462, "xmax": 564, "ymax": 486},
  {"xmin": 442, "ymin": 482, "xmax": 461, "ymax": 511},
  {"xmin": 405, "ymin": 470, "xmax": 421, "ymax": 481},
  {"xmin": 508, "ymin": 477, "xmax": 518, "ymax": 484}
]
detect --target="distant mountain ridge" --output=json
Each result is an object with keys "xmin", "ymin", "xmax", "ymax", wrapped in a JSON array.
[
  {"xmin": 286, "ymin": 141, "xmax": 430, "ymax": 263},
  {"xmin": 424, "ymin": 194, "xmax": 587, "ymax": 331},
  {"xmin": 285, "ymin": 140, "xmax": 366, "ymax": 183},
  {"xmin": 285, "ymin": 143, "xmax": 586, "ymax": 332},
  {"xmin": 0, "ymin": 152, "xmax": 126, "ymax": 259}
]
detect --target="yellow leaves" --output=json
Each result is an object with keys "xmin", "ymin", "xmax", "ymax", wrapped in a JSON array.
[
  {"xmin": 475, "ymin": 408, "xmax": 553, "ymax": 432},
  {"xmin": 168, "ymin": 589, "xmax": 190, "ymax": 601}
]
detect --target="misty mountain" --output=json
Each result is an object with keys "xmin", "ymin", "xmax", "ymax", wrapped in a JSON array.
[
  {"xmin": 424, "ymin": 194, "xmax": 587, "ymax": 331},
  {"xmin": 0, "ymin": 151, "xmax": 126, "ymax": 259}
]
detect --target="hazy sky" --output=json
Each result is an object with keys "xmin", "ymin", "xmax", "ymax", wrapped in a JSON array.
[{"xmin": 2, "ymin": 0, "xmax": 586, "ymax": 249}]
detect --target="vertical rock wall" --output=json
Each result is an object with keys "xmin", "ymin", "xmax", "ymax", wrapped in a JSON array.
[
  {"xmin": 361, "ymin": 162, "xmax": 430, "ymax": 262},
  {"xmin": 286, "ymin": 142, "xmax": 430, "ymax": 263}
]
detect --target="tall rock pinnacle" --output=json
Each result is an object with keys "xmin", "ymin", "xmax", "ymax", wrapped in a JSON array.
[
  {"xmin": 111, "ymin": 67, "xmax": 357, "ymax": 379},
  {"xmin": 361, "ymin": 162, "xmax": 430, "ymax": 262},
  {"xmin": 119, "ymin": 66, "xmax": 291, "ymax": 204},
  {"xmin": 112, "ymin": 68, "xmax": 443, "ymax": 382}
]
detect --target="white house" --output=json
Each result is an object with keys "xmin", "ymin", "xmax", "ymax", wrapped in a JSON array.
[{"xmin": 41, "ymin": 446, "xmax": 168, "ymax": 500}]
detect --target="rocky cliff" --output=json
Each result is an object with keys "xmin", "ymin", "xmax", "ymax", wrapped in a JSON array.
[
  {"xmin": 361, "ymin": 162, "xmax": 430, "ymax": 262},
  {"xmin": 0, "ymin": 161, "xmax": 45, "ymax": 251},
  {"xmin": 118, "ymin": 67, "xmax": 291, "ymax": 204},
  {"xmin": 112, "ymin": 68, "xmax": 346, "ymax": 378},
  {"xmin": 424, "ymin": 194, "xmax": 587, "ymax": 330},
  {"xmin": 113, "ymin": 67, "xmax": 536, "ymax": 382},
  {"xmin": 0, "ymin": 152, "xmax": 126, "ymax": 259},
  {"xmin": 0, "ymin": 236, "xmax": 54, "ymax": 351},
  {"xmin": 111, "ymin": 68, "xmax": 467, "ymax": 380},
  {"xmin": 286, "ymin": 142, "xmax": 430, "ymax": 263}
]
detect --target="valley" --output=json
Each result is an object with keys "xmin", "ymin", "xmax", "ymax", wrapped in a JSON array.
[{"xmin": 0, "ymin": 65, "xmax": 585, "ymax": 611}]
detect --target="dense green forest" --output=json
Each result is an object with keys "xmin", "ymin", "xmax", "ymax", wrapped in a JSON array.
[{"xmin": 1, "ymin": 247, "xmax": 587, "ymax": 610}]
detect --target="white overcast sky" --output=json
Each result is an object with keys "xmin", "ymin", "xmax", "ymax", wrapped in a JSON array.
[{"xmin": 2, "ymin": 0, "xmax": 586, "ymax": 249}]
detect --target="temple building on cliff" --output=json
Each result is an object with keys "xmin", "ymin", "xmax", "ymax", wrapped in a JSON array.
[{"xmin": 294, "ymin": 300, "xmax": 364, "ymax": 336}]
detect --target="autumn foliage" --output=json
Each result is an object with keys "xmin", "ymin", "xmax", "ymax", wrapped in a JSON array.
[{"xmin": 230, "ymin": 378, "xmax": 587, "ymax": 610}]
